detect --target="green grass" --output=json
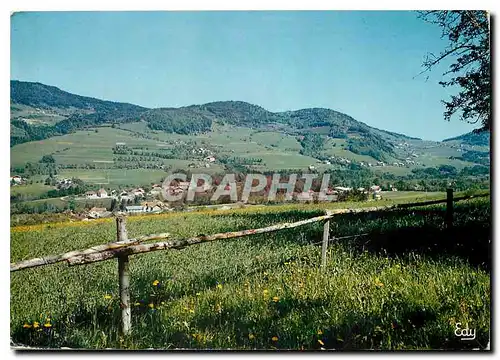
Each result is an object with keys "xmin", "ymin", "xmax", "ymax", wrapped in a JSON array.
[
  {"xmin": 10, "ymin": 183, "xmax": 55, "ymax": 198},
  {"xmin": 10, "ymin": 198, "xmax": 490, "ymax": 350}
]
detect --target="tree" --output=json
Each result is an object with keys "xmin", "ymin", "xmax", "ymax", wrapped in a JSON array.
[
  {"xmin": 418, "ymin": 11, "xmax": 490, "ymax": 132},
  {"xmin": 40, "ymin": 154, "xmax": 55, "ymax": 163}
]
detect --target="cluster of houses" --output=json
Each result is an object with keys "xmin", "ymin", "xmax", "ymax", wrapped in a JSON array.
[
  {"xmin": 56, "ymin": 178, "xmax": 75, "ymax": 190},
  {"xmin": 123, "ymin": 200, "xmax": 168, "ymax": 214},
  {"xmin": 359, "ymin": 161, "xmax": 386, "ymax": 167},
  {"xmin": 83, "ymin": 186, "xmax": 165, "ymax": 201}
]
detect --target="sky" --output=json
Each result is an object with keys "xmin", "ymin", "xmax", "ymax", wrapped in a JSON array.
[{"xmin": 10, "ymin": 11, "xmax": 479, "ymax": 141}]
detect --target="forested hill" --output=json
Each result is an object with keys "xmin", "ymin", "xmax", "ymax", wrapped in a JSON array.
[
  {"xmin": 443, "ymin": 131, "xmax": 490, "ymax": 147},
  {"xmin": 11, "ymin": 80, "xmax": 418, "ymax": 159}
]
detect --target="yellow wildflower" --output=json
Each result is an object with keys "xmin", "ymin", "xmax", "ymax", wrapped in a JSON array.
[
  {"xmin": 318, "ymin": 339, "xmax": 324, "ymax": 346},
  {"xmin": 375, "ymin": 278, "xmax": 384, "ymax": 287},
  {"xmin": 196, "ymin": 293, "xmax": 201, "ymax": 296},
  {"xmin": 217, "ymin": 284, "xmax": 223, "ymax": 289},
  {"xmin": 189, "ymin": 309, "xmax": 195, "ymax": 314},
  {"xmin": 104, "ymin": 294, "xmax": 112, "ymax": 300},
  {"xmin": 317, "ymin": 330, "xmax": 323, "ymax": 335},
  {"xmin": 272, "ymin": 336, "xmax": 278, "ymax": 342},
  {"xmin": 161, "ymin": 301, "xmax": 165, "ymax": 305},
  {"xmin": 44, "ymin": 323, "xmax": 52, "ymax": 328},
  {"xmin": 148, "ymin": 303, "xmax": 154, "ymax": 309},
  {"xmin": 248, "ymin": 334, "xmax": 255, "ymax": 340},
  {"xmin": 33, "ymin": 322, "xmax": 39, "ymax": 328},
  {"xmin": 152, "ymin": 280, "xmax": 160, "ymax": 286},
  {"xmin": 23, "ymin": 324, "xmax": 32, "ymax": 329},
  {"xmin": 263, "ymin": 289, "xmax": 269, "ymax": 295},
  {"xmin": 134, "ymin": 302, "xmax": 141, "ymax": 306},
  {"xmin": 272, "ymin": 296, "xmax": 279, "ymax": 302}
]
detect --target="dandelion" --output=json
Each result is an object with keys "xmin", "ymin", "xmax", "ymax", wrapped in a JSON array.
[
  {"xmin": 248, "ymin": 333, "xmax": 255, "ymax": 340},
  {"xmin": 272, "ymin": 336, "xmax": 278, "ymax": 342},
  {"xmin": 104, "ymin": 294, "xmax": 112, "ymax": 300},
  {"xmin": 33, "ymin": 322, "xmax": 40, "ymax": 329},
  {"xmin": 148, "ymin": 303, "xmax": 154, "ymax": 309},
  {"xmin": 318, "ymin": 339, "xmax": 324, "ymax": 346},
  {"xmin": 272, "ymin": 296, "xmax": 279, "ymax": 302},
  {"xmin": 217, "ymin": 284, "xmax": 223, "ymax": 289},
  {"xmin": 152, "ymin": 280, "xmax": 160, "ymax": 287},
  {"xmin": 23, "ymin": 323, "xmax": 31, "ymax": 329},
  {"xmin": 44, "ymin": 323, "xmax": 52, "ymax": 328},
  {"xmin": 317, "ymin": 330, "xmax": 323, "ymax": 335},
  {"xmin": 263, "ymin": 289, "xmax": 269, "ymax": 295}
]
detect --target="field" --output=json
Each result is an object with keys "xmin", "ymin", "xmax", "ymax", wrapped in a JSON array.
[
  {"xmin": 10, "ymin": 123, "xmax": 480, "ymax": 189},
  {"xmin": 10, "ymin": 196, "xmax": 491, "ymax": 350}
]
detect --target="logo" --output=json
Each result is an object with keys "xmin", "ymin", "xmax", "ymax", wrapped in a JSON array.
[{"xmin": 455, "ymin": 322, "xmax": 476, "ymax": 341}]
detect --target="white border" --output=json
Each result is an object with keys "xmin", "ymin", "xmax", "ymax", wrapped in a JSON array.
[{"xmin": 2, "ymin": 2, "xmax": 498, "ymax": 359}]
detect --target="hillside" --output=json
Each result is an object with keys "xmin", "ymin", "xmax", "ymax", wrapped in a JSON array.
[
  {"xmin": 10, "ymin": 80, "xmax": 491, "ymax": 188},
  {"xmin": 443, "ymin": 131, "xmax": 490, "ymax": 147},
  {"xmin": 11, "ymin": 81, "xmax": 415, "ymax": 162}
]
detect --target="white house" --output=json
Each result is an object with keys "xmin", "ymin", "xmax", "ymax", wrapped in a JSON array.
[{"xmin": 97, "ymin": 188, "xmax": 108, "ymax": 198}]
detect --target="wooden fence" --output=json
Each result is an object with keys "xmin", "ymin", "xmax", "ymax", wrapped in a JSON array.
[{"xmin": 10, "ymin": 190, "xmax": 489, "ymax": 335}]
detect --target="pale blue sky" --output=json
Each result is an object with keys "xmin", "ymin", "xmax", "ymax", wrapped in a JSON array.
[{"xmin": 11, "ymin": 11, "xmax": 478, "ymax": 141}]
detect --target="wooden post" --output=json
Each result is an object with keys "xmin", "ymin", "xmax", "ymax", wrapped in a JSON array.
[
  {"xmin": 321, "ymin": 220, "xmax": 330, "ymax": 269},
  {"xmin": 116, "ymin": 215, "xmax": 131, "ymax": 336},
  {"xmin": 446, "ymin": 188, "xmax": 453, "ymax": 229}
]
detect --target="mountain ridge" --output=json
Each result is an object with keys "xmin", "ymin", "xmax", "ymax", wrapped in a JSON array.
[{"xmin": 11, "ymin": 80, "xmax": 419, "ymax": 144}]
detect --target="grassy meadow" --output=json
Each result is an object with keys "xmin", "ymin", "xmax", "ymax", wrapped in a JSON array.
[{"xmin": 10, "ymin": 196, "xmax": 490, "ymax": 350}]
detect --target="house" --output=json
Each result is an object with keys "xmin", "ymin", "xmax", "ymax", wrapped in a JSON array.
[
  {"xmin": 370, "ymin": 185, "xmax": 381, "ymax": 193},
  {"xmin": 97, "ymin": 188, "xmax": 108, "ymax": 198},
  {"xmin": 308, "ymin": 165, "xmax": 315, "ymax": 171},
  {"xmin": 87, "ymin": 207, "xmax": 110, "ymax": 219},
  {"xmin": 149, "ymin": 186, "xmax": 163, "ymax": 197},
  {"xmin": 125, "ymin": 205, "xmax": 145, "ymax": 214},
  {"xmin": 10, "ymin": 175, "xmax": 24, "ymax": 185},
  {"xmin": 205, "ymin": 156, "xmax": 216, "ymax": 163},
  {"xmin": 141, "ymin": 201, "xmax": 167, "ymax": 213},
  {"xmin": 334, "ymin": 186, "xmax": 352, "ymax": 193},
  {"xmin": 131, "ymin": 188, "xmax": 145, "ymax": 197},
  {"xmin": 85, "ymin": 191, "xmax": 98, "ymax": 199}
]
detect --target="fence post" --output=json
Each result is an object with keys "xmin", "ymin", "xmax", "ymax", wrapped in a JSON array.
[
  {"xmin": 321, "ymin": 219, "xmax": 330, "ymax": 269},
  {"xmin": 446, "ymin": 188, "xmax": 454, "ymax": 229},
  {"xmin": 116, "ymin": 215, "xmax": 131, "ymax": 336}
]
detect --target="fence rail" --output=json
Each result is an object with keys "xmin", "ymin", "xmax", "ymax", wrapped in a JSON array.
[{"xmin": 10, "ymin": 190, "xmax": 489, "ymax": 335}]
